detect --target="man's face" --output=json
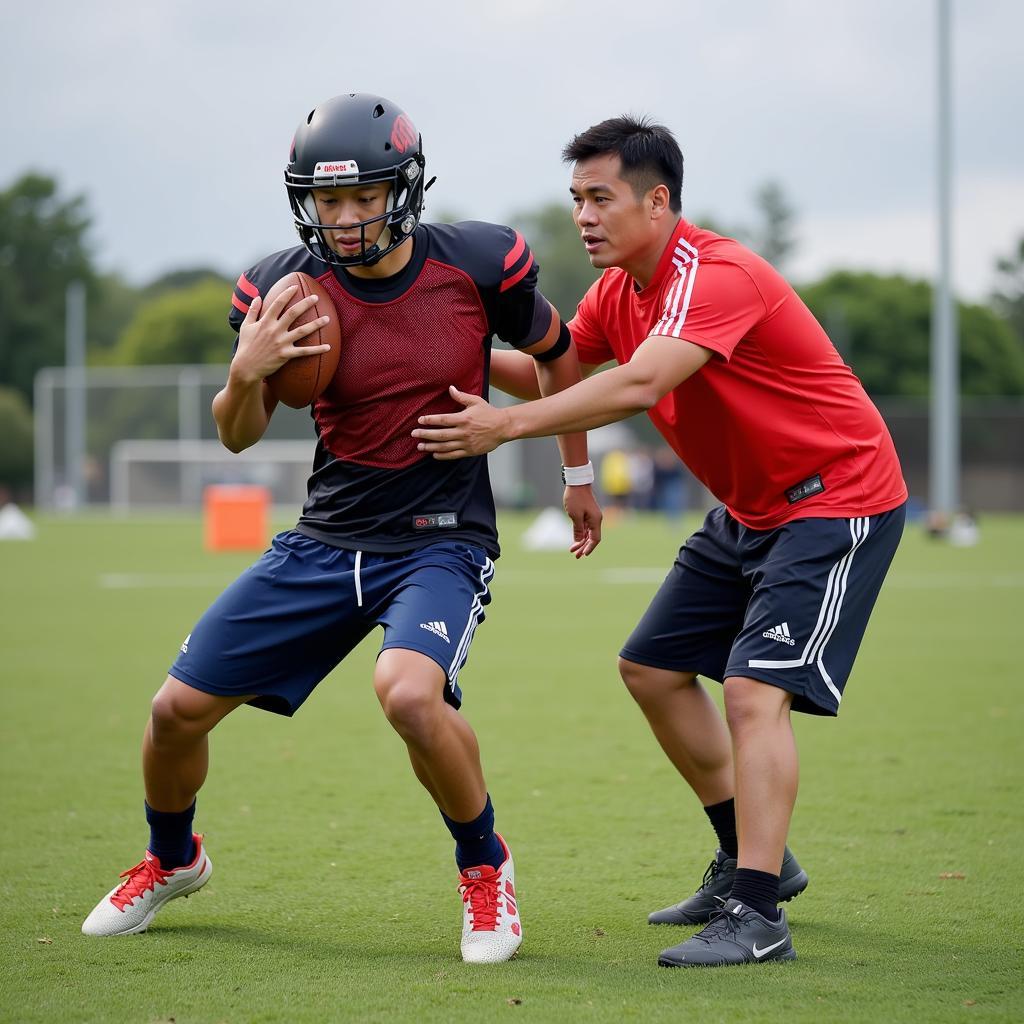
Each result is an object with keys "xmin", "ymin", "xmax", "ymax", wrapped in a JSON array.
[
  {"xmin": 311, "ymin": 182, "xmax": 392, "ymax": 258},
  {"xmin": 570, "ymin": 154, "xmax": 658, "ymax": 272}
]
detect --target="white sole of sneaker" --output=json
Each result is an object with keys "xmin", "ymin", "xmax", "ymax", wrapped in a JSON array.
[
  {"xmin": 461, "ymin": 937, "xmax": 522, "ymax": 965},
  {"xmin": 462, "ymin": 949, "xmax": 521, "ymax": 965}
]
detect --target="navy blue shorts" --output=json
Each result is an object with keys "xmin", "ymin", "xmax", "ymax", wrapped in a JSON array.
[
  {"xmin": 619, "ymin": 503, "xmax": 906, "ymax": 716},
  {"xmin": 170, "ymin": 531, "xmax": 495, "ymax": 716}
]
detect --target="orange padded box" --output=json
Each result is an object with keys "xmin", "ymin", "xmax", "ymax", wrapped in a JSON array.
[{"xmin": 203, "ymin": 485, "xmax": 270, "ymax": 551}]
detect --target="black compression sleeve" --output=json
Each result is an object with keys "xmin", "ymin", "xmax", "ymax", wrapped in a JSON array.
[{"xmin": 532, "ymin": 321, "xmax": 571, "ymax": 363}]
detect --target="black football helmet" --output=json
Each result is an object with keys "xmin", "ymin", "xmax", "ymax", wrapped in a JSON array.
[{"xmin": 285, "ymin": 93, "xmax": 429, "ymax": 267}]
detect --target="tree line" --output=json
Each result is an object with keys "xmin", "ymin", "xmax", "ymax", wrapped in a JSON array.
[{"xmin": 1, "ymin": 172, "xmax": 1023, "ymax": 496}]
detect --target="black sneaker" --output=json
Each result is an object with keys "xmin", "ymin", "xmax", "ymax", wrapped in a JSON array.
[
  {"xmin": 657, "ymin": 898, "xmax": 796, "ymax": 967},
  {"xmin": 647, "ymin": 846, "xmax": 808, "ymax": 926}
]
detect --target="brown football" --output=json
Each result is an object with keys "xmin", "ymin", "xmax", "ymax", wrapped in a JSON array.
[{"xmin": 262, "ymin": 272, "xmax": 341, "ymax": 409}]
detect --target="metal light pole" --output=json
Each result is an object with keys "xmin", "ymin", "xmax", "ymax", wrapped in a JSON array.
[
  {"xmin": 929, "ymin": 0, "xmax": 959, "ymax": 526},
  {"xmin": 65, "ymin": 280, "xmax": 87, "ymax": 509}
]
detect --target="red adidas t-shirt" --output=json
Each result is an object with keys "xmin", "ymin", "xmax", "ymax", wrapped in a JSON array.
[{"xmin": 569, "ymin": 219, "xmax": 907, "ymax": 529}]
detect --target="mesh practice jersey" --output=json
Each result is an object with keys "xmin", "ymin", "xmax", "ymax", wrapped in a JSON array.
[
  {"xmin": 570, "ymin": 219, "xmax": 906, "ymax": 529},
  {"xmin": 229, "ymin": 221, "xmax": 551, "ymax": 556}
]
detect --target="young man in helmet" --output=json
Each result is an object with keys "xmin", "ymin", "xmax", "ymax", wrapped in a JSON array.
[
  {"xmin": 413, "ymin": 115, "xmax": 907, "ymax": 968},
  {"xmin": 82, "ymin": 93, "xmax": 602, "ymax": 965}
]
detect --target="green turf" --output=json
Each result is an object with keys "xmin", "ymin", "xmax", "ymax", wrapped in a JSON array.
[{"xmin": 1, "ymin": 511, "xmax": 1022, "ymax": 1023}]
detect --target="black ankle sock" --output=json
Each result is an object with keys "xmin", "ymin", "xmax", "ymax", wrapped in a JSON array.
[
  {"xmin": 730, "ymin": 867, "xmax": 780, "ymax": 921},
  {"xmin": 145, "ymin": 800, "xmax": 196, "ymax": 869},
  {"xmin": 703, "ymin": 798, "xmax": 738, "ymax": 860}
]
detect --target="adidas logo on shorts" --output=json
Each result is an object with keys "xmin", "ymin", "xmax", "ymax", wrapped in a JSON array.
[
  {"xmin": 762, "ymin": 622, "xmax": 796, "ymax": 646},
  {"xmin": 419, "ymin": 621, "xmax": 450, "ymax": 643}
]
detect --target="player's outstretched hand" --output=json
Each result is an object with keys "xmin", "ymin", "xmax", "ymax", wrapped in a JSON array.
[
  {"xmin": 564, "ymin": 486, "xmax": 603, "ymax": 558},
  {"xmin": 414, "ymin": 386, "xmax": 512, "ymax": 459}
]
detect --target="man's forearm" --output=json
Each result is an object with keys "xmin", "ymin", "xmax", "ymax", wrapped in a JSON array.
[
  {"xmin": 506, "ymin": 360, "xmax": 658, "ymax": 441},
  {"xmin": 413, "ymin": 336, "xmax": 711, "ymax": 460},
  {"xmin": 504, "ymin": 335, "xmax": 712, "ymax": 442},
  {"xmin": 534, "ymin": 347, "xmax": 590, "ymax": 468}
]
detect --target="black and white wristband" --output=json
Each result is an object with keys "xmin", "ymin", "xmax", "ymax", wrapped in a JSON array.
[{"xmin": 561, "ymin": 461, "xmax": 595, "ymax": 486}]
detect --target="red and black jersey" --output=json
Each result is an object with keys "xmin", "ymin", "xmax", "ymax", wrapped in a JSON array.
[{"xmin": 229, "ymin": 221, "xmax": 550, "ymax": 557}]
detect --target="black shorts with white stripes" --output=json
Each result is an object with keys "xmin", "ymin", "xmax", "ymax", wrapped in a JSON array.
[{"xmin": 619, "ymin": 502, "xmax": 906, "ymax": 716}]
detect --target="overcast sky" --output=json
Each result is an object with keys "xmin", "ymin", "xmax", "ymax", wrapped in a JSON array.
[{"xmin": 4, "ymin": 0, "xmax": 1021, "ymax": 300}]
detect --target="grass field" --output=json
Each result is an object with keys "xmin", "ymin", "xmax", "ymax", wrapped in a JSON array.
[{"xmin": 1, "ymin": 510, "xmax": 1022, "ymax": 1023}]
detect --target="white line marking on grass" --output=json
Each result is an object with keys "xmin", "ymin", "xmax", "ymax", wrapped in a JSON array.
[
  {"xmin": 98, "ymin": 569, "xmax": 1024, "ymax": 590},
  {"xmin": 492, "ymin": 569, "xmax": 668, "ymax": 585},
  {"xmin": 496, "ymin": 568, "xmax": 1024, "ymax": 589},
  {"xmin": 98, "ymin": 573, "xmax": 230, "ymax": 589},
  {"xmin": 886, "ymin": 572, "xmax": 1024, "ymax": 589},
  {"xmin": 600, "ymin": 569, "xmax": 669, "ymax": 584}
]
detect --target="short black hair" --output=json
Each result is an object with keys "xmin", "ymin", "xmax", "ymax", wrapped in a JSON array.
[{"xmin": 562, "ymin": 115, "xmax": 683, "ymax": 212}]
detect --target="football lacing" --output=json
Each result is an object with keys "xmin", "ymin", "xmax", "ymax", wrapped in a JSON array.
[
  {"xmin": 110, "ymin": 856, "xmax": 171, "ymax": 911},
  {"xmin": 459, "ymin": 875, "xmax": 503, "ymax": 932}
]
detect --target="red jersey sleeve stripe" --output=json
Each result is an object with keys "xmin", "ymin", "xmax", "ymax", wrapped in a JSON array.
[
  {"xmin": 500, "ymin": 253, "xmax": 535, "ymax": 293},
  {"xmin": 231, "ymin": 292, "xmax": 251, "ymax": 314},
  {"xmin": 503, "ymin": 231, "xmax": 527, "ymax": 271},
  {"xmin": 236, "ymin": 273, "xmax": 260, "ymax": 299}
]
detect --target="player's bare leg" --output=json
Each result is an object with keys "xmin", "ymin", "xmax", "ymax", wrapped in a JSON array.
[
  {"xmin": 374, "ymin": 647, "xmax": 522, "ymax": 963},
  {"xmin": 83, "ymin": 677, "xmax": 251, "ymax": 936},
  {"xmin": 618, "ymin": 660, "xmax": 733, "ymax": 804},
  {"xmin": 144, "ymin": 675, "xmax": 254, "ymax": 811},
  {"xmin": 722, "ymin": 676, "xmax": 797, "ymax": 877},
  {"xmin": 374, "ymin": 649, "xmax": 486, "ymax": 820},
  {"xmin": 623, "ymin": 659, "xmax": 809, "ymax": 926},
  {"xmin": 657, "ymin": 678, "xmax": 800, "ymax": 967}
]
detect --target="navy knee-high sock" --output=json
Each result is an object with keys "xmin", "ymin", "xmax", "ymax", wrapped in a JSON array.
[
  {"xmin": 145, "ymin": 800, "xmax": 196, "ymax": 869},
  {"xmin": 441, "ymin": 794, "xmax": 504, "ymax": 872}
]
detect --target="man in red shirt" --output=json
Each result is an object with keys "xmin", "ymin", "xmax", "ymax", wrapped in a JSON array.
[{"xmin": 414, "ymin": 115, "xmax": 907, "ymax": 967}]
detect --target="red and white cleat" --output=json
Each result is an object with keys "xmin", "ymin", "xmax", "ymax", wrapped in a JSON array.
[
  {"xmin": 82, "ymin": 834, "xmax": 212, "ymax": 936},
  {"xmin": 458, "ymin": 834, "xmax": 522, "ymax": 964}
]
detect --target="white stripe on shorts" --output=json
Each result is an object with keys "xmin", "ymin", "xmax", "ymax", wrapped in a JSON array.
[
  {"xmin": 446, "ymin": 555, "xmax": 495, "ymax": 687},
  {"xmin": 354, "ymin": 550, "xmax": 363, "ymax": 607},
  {"xmin": 747, "ymin": 516, "xmax": 870, "ymax": 705}
]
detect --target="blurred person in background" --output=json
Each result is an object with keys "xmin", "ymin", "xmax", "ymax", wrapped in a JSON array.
[
  {"xmin": 651, "ymin": 444, "xmax": 687, "ymax": 517},
  {"xmin": 599, "ymin": 447, "xmax": 634, "ymax": 518}
]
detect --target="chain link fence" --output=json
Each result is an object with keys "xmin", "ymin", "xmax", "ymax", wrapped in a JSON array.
[{"xmin": 32, "ymin": 365, "xmax": 1024, "ymax": 513}]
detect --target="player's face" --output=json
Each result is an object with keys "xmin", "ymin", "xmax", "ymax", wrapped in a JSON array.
[
  {"xmin": 570, "ymin": 154, "xmax": 660, "ymax": 273},
  {"xmin": 311, "ymin": 183, "xmax": 392, "ymax": 258}
]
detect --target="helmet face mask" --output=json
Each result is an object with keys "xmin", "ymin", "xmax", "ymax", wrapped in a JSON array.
[{"xmin": 285, "ymin": 94, "xmax": 427, "ymax": 267}]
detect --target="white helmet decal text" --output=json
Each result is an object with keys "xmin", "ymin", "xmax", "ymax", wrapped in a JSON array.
[{"xmin": 313, "ymin": 160, "xmax": 360, "ymax": 179}]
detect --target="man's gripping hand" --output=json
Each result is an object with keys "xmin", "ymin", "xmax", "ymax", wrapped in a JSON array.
[{"xmin": 414, "ymin": 386, "xmax": 512, "ymax": 459}]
